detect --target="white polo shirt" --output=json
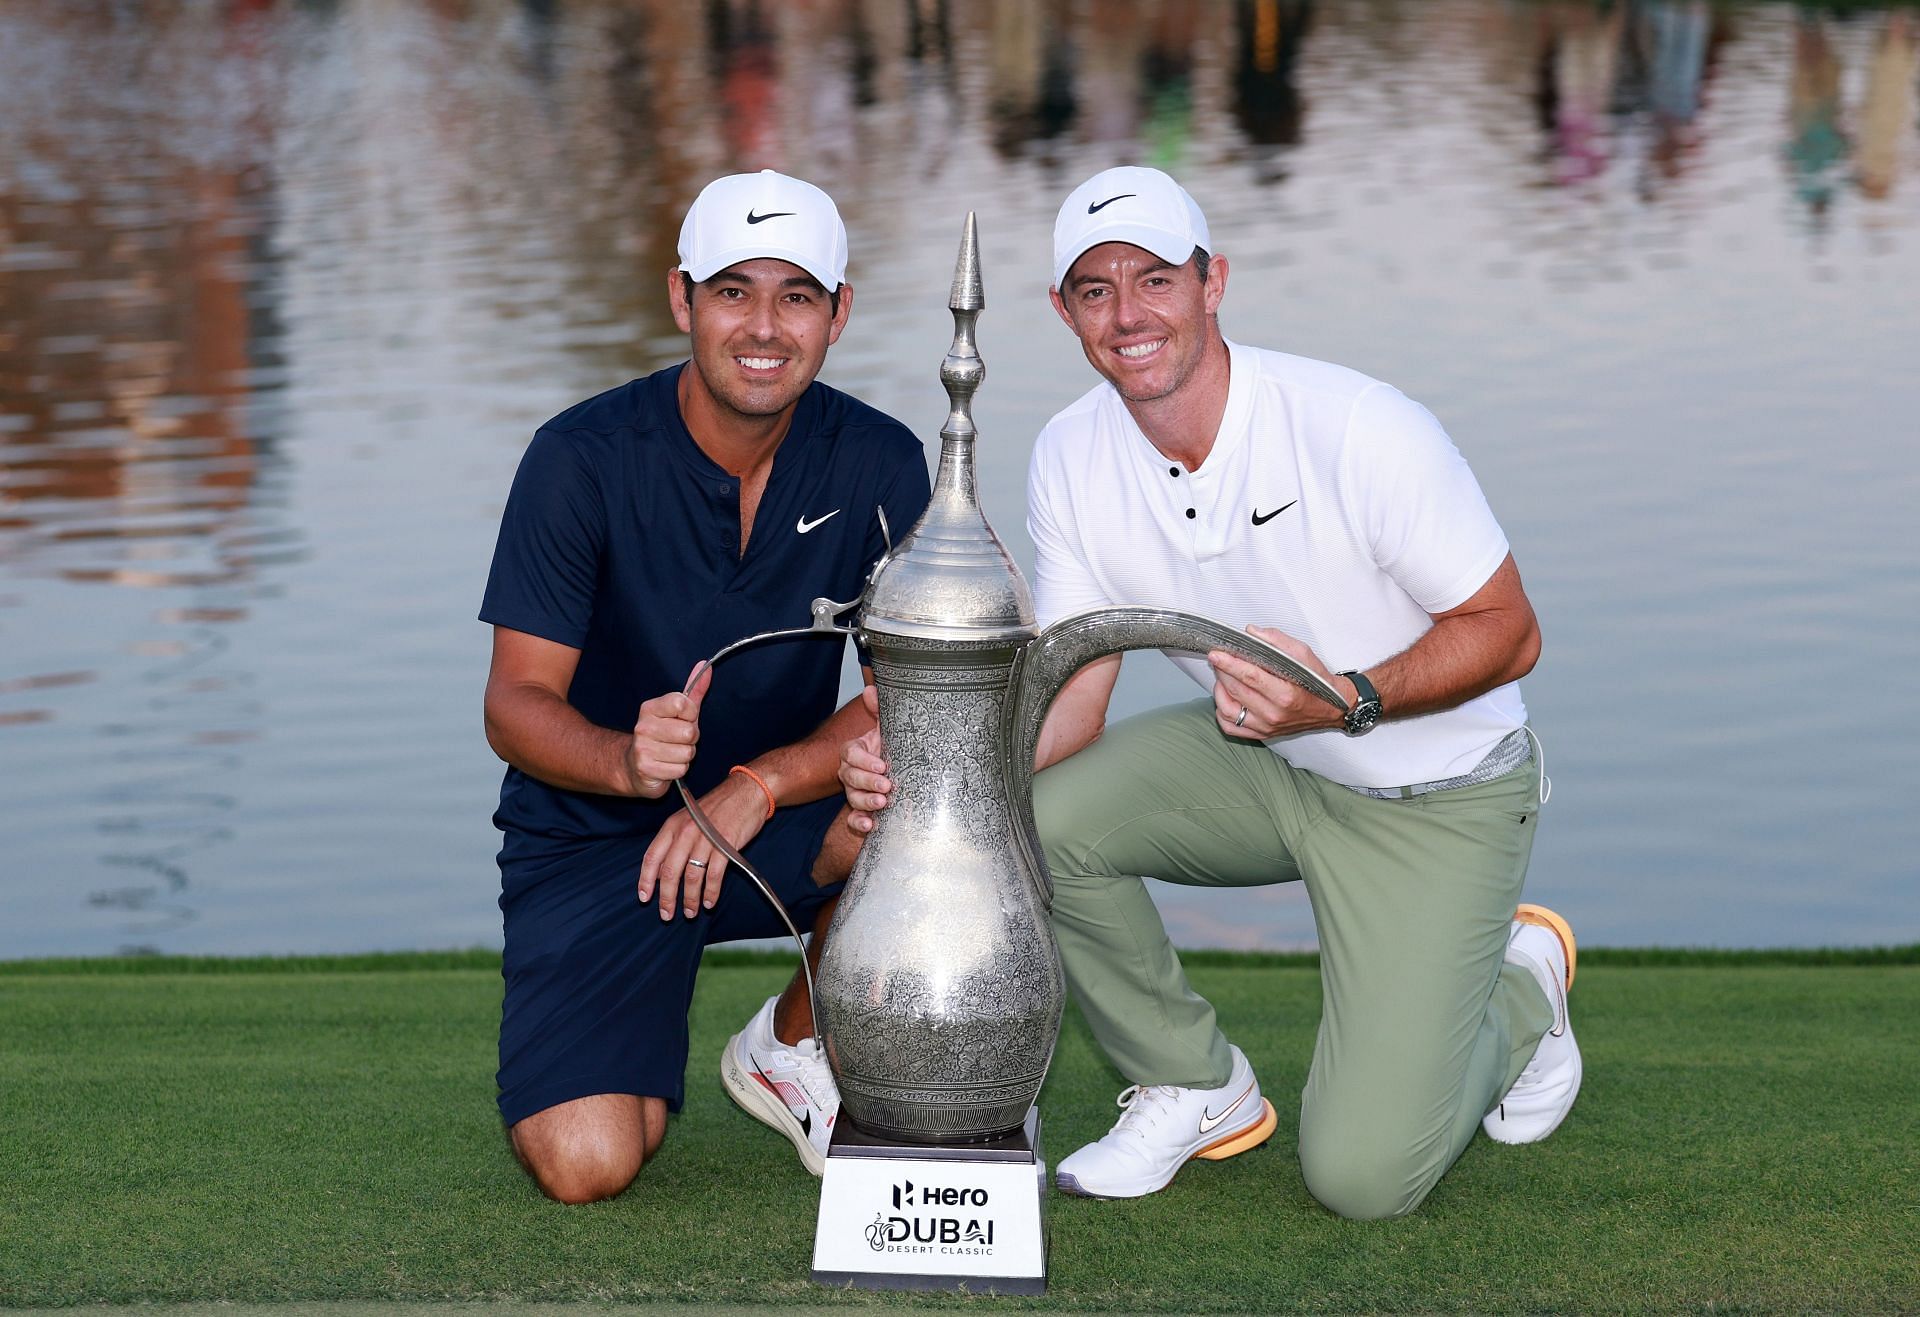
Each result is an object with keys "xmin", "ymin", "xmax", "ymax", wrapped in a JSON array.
[{"xmin": 1027, "ymin": 339, "xmax": 1526, "ymax": 790}]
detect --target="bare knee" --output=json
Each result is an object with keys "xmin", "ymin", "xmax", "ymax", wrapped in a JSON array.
[{"xmin": 511, "ymin": 1093, "xmax": 665, "ymax": 1205}]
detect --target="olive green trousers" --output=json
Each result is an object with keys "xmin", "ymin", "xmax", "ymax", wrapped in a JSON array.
[{"xmin": 1034, "ymin": 700, "xmax": 1553, "ymax": 1220}]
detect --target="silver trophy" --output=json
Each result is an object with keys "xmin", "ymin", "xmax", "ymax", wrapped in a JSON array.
[
  {"xmin": 815, "ymin": 214, "xmax": 1342, "ymax": 1145},
  {"xmin": 684, "ymin": 215, "xmax": 1342, "ymax": 1291}
]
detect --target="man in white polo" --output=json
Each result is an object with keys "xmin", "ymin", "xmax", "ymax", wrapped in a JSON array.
[
  {"xmin": 1026, "ymin": 165, "xmax": 1578, "ymax": 1217},
  {"xmin": 841, "ymin": 164, "xmax": 1581, "ymax": 1219}
]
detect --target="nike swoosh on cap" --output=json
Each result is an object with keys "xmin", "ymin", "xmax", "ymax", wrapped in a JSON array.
[
  {"xmin": 1088, "ymin": 193, "xmax": 1136, "ymax": 214},
  {"xmin": 796, "ymin": 509, "xmax": 840, "ymax": 533},
  {"xmin": 746, "ymin": 209, "xmax": 795, "ymax": 224},
  {"xmin": 1197, "ymin": 1082, "xmax": 1254, "ymax": 1134}
]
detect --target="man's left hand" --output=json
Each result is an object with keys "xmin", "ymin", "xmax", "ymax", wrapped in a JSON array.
[
  {"xmin": 638, "ymin": 773, "xmax": 768, "ymax": 920},
  {"xmin": 1207, "ymin": 625, "xmax": 1351, "ymax": 741}
]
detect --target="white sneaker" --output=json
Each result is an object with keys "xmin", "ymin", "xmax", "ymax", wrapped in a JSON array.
[
  {"xmin": 1055, "ymin": 1043, "xmax": 1278, "ymax": 1199},
  {"xmin": 720, "ymin": 994, "xmax": 838, "ymax": 1175},
  {"xmin": 1483, "ymin": 904, "xmax": 1582, "ymax": 1144}
]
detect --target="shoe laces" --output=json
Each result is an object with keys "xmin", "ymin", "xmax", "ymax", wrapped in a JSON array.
[
  {"xmin": 1110, "ymin": 1083, "xmax": 1182, "ymax": 1139},
  {"xmin": 767, "ymin": 1038, "xmax": 838, "ymax": 1113}
]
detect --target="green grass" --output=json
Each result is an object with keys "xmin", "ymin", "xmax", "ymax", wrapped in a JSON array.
[{"xmin": 2, "ymin": 952, "xmax": 1916, "ymax": 1312}]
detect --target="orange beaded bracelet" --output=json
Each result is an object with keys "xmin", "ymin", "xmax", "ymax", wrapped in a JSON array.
[{"xmin": 730, "ymin": 764, "xmax": 777, "ymax": 821}]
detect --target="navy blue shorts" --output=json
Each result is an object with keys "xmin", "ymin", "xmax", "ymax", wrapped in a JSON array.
[{"xmin": 495, "ymin": 795, "xmax": 843, "ymax": 1127}]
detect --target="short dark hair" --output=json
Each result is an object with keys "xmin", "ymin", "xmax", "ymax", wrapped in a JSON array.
[
  {"xmin": 1192, "ymin": 247, "xmax": 1211, "ymax": 282},
  {"xmin": 680, "ymin": 270, "xmax": 842, "ymax": 317}
]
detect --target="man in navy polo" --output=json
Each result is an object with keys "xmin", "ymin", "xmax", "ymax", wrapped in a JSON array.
[{"xmin": 480, "ymin": 170, "xmax": 930, "ymax": 1204}]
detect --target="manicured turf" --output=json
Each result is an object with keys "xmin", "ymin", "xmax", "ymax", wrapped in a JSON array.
[{"xmin": 2, "ymin": 950, "xmax": 1916, "ymax": 1312}]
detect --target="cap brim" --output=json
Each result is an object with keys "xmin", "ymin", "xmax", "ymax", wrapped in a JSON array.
[
  {"xmin": 1054, "ymin": 223, "xmax": 1199, "ymax": 289},
  {"xmin": 681, "ymin": 246, "xmax": 843, "ymax": 292}
]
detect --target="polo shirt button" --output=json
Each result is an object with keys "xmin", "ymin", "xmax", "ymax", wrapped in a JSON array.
[
  {"xmin": 1169, "ymin": 466, "xmax": 1180, "ymax": 477},
  {"xmin": 718, "ymin": 483, "xmax": 732, "ymax": 495},
  {"xmin": 1185, "ymin": 508, "xmax": 1196, "ymax": 519}
]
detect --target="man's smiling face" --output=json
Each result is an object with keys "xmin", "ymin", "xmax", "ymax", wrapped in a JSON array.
[
  {"xmin": 1050, "ymin": 243, "xmax": 1225, "ymax": 406},
  {"xmin": 671, "ymin": 257, "xmax": 849, "ymax": 421}
]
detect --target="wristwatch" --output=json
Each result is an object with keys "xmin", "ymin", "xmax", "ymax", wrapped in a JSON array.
[{"xmin": 1338, "ymin": 670, "xmax": 1383, "ymax": 737}]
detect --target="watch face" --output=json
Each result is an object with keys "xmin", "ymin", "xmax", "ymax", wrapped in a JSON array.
[{"xmin": 1344, "ymin": 702, "xmax": 1381, "ymax": 736}]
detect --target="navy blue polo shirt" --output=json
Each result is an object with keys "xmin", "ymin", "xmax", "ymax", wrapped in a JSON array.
[{"xmin": 480, "ymin": 363, "xmax": 931, "ymax": 869}]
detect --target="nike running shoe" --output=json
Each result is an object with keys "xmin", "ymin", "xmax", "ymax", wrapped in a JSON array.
[
  {"xmin": 1055, "ymin": 1043, "xmax": 1277, "ymax": 1199},
  {"xmin": 720, "ymin": 994, "xmax": 838, "ymax": 1175},
  {"xmin": 1483, "ymin": 903, "xmax": 1583, "ymax": 1144}
]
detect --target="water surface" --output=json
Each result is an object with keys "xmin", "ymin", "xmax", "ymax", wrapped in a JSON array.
[{"xmin": 2, "ymin": 0, "xmax": 1917, "ymax": 956}]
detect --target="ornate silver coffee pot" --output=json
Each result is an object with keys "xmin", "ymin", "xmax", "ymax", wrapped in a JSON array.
[{"xmin": 684, "ymin": 215, "xmax": 1344, "ymax": 1144}]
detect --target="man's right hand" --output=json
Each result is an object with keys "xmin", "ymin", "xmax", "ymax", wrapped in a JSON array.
[
  {"xmin": 837, "ymin": 685, "xmax": 891, "ymax": 833},
  {"xmin": 624, "ymin": 664, "xmax": 712, "ymax": 798}
]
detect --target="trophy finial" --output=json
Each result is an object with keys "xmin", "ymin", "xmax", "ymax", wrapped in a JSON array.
[
  {"xmin": 948, "ymin": 211, "xmax": 984, "ymax": 313},
  {"xmin": 861, "ymin": 208, "xmax": 1035, "ymax": 640},
  {"xmin": 940, "ymin": 213, "xmax": 984, "ymax": 440}
]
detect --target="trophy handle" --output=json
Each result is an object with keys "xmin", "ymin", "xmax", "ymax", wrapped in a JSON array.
[
  {"xmin": 1001, "ymin": 607, "xmax": 1348, "ymax": 911},
  {"xmin": 673, "ymin": 608, "xmax": 860, "ymax": 1048}
]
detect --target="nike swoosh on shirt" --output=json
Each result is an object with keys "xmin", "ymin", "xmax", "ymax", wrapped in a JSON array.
[
  {"xmin": 1251, "ymin": 501, "xmax": 1298, "ymax": 526},
  {"xmin": 1197, "ymin": 1082, "xmax": 1255, "ymax": 1134},
  {"xmin": 796, "ymin": 509, "xmax": 841, "ymax": 533}
]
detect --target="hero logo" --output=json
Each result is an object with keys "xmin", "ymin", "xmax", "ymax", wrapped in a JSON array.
[
  {"xmin": 865, "ymin": 1180, "xmax": 995, "ymax": 1254},
  {"xmin": 891, "ymin": 1179, "xmax": 988, "ymax": 1209}
]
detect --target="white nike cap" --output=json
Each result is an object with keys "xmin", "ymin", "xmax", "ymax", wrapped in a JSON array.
[
  {"xmin": 1051, "ymin": 166, "xmax": 1211, "ymax": 289},
  {"xmin": 677, "ymin": 169, "xmax": 849, "ymax": 292}
]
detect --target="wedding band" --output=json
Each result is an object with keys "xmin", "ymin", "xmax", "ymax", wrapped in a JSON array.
[
  {"xmin": 1235, "ymin": 704, "xmax": 1248, "ymax": 728},
  {"xmin": 687, "ymin": 858, "xmax": 708, "ymax": 869}
]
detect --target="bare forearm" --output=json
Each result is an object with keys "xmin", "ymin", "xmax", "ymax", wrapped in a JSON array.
[
  {"xmin": 484, "ymin": 682, "xmax": 643, "ymax": 797},
  {"xmin": 1035, "ymin": 707, "xmax": 1101, "ymax": 772},
  {"xmin": 1363, "ymin": 606, "xmax": 1540, "ymax": 722},
  {"xmin": 1033, "ymin": 656, "xmax": 1120, "ymax": 772},
  {"xmin": 748, "ymin": 688, "xmax": 881, "ymax": 806}
]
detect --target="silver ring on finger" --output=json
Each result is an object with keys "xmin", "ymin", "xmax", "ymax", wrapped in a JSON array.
[
  {"xmin": 687, "ymin": 858, "xmax": 708, "ymax": 869},
  {"xmin": 1235, "ymin": 704, "xmax": 1248, "ymax": 728}
]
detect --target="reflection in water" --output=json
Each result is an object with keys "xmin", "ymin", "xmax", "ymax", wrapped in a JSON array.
[
  {"xmin": 709, "ymin": 0, "xmax": 784, "ymax": 167},
  {"xmin": 1233, "ymin": 0, "xmax": 1313, "ymax": 180},
  {"xmin": 1790, "ymin": 14, "xmax": 1849, "ymax": 215},
  {"xmin": 1540, "ymin": 2, "xmax": 1628, "ymax": 184},
  {"xmin": 905, "ymin": 0, "xmax": 955, "ymax": 69},
  {"xmin": 1633, "ymin": 3, "xmax": 1720, "ymax": 189},
  {"xmin": 0, "ymin": 1, "xmax": 291, "ymax": 948},
  {"xmin": 1527, "ymin": 2, "xmax": 1736, "ymax": 197},
  {"xmin": 1138, "ymin": 1, "xmax": 1200, "ymax": 169},
  {"xmin": 1778, "ymin": 8, "xmax": 1918, "ymax": 215},
  {"xmin": 1856, "ymin": 14, "xmax": 1917, "ymax": 199},
  {"xmin": 2, "ymin": 0, "xmax": 1917, "ymax": 956},
  {"xmin": 987, "ymin": 0, "xmax": 1078, "ymax": 159}
]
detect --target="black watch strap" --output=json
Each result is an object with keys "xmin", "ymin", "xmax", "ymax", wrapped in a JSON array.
[{"xmin": 1338, "ymin": 669, "xmax": 1383, "ymax": 736}]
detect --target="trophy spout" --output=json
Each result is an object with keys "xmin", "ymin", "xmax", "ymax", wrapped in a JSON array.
[{"xmin": 1002, "ymin": 607, "xmax": 1350, "ymax": 909}]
